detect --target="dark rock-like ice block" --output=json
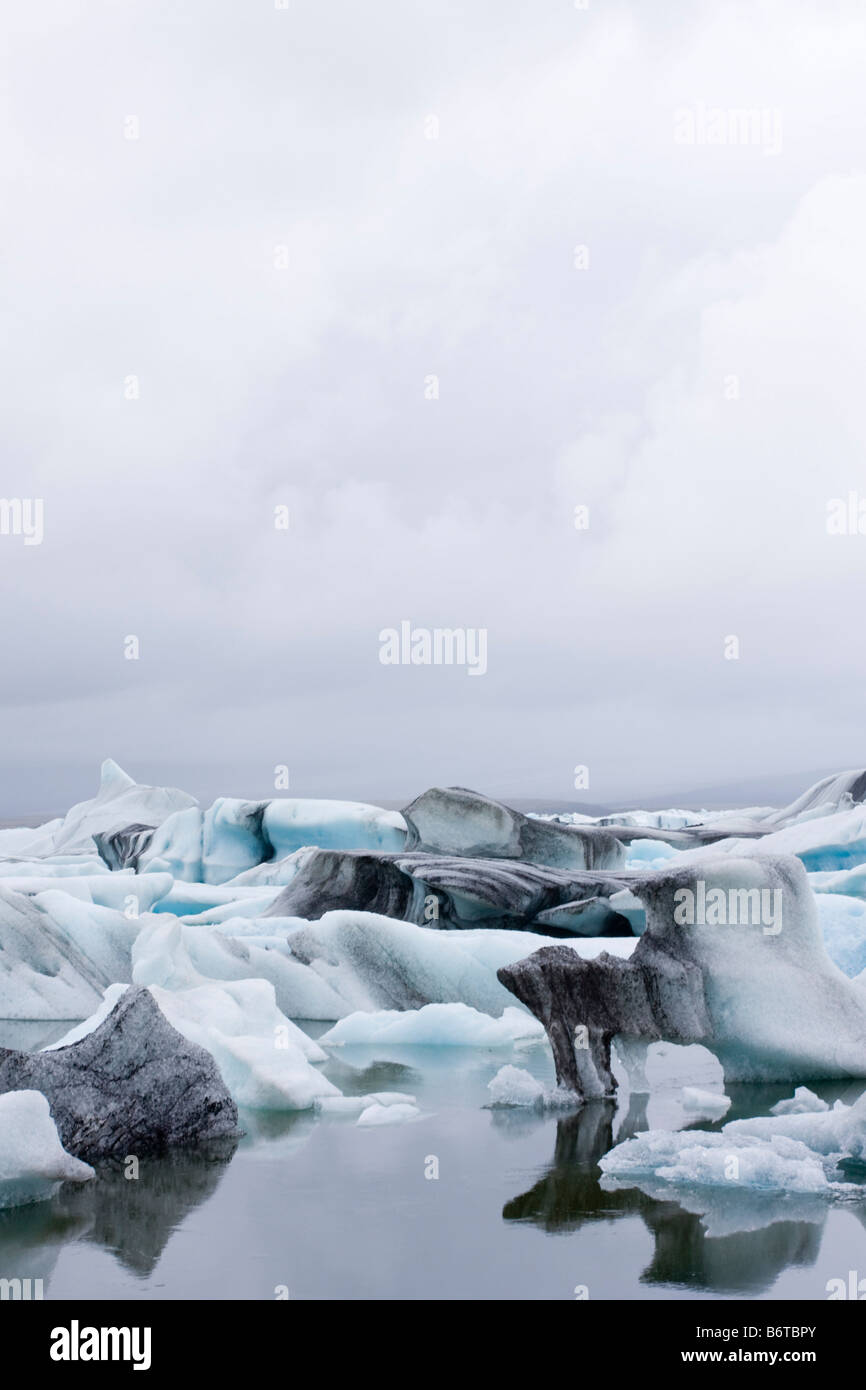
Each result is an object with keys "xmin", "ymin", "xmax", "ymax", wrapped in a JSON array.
[{"xmin": 0, "ymin": 986, "xmax": 240, "ymax": 1160}]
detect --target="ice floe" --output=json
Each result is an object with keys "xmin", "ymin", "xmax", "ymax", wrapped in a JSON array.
[
  {"xmin": 485, "ymin": 1063, "xmax": 579, "ymax": 1110},
  {"xmin": 487, "ymin": 1064, "xmax": 545, "ymax": 1108},
  {"xmin": 770, "ymin": 1086, "xmax": 829, "ymax": 1115},
  {"xmin": 600, "ymin": 1088, "xmax": 866, "ymax": 1198},
  {"xmin": 0, "ymin": 1090, "xmax": 94, "ymax": 1209},
  {"xmin": 320, "ymin": 1002, "xmax": 544, "ymax": 1047},
  {"xmin": 681, "ymin": 1086, "xmax": 731, "ymax": 1119},
  {"xmin": 357, "ymin": 1101, "xmax": 421, "ymax": 1126}
]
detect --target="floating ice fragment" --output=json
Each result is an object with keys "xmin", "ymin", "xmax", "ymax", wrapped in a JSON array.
[
  {"xmin": 356, "ymin": 1102, "xmax": 421, "ymax": 1126},
  {"xmin": 0, "ymin": 1091, "xmax": 94, "ymax": 1210},
  {"xmin": 770, "ymin": 1087, "xmax": 830, "ymax": 1116},
  {"xmin": 320, "ymin": 1002, "xmax": 544, "ymax": 1048},
  {"xmin": 681, "ymin": 1086, "xmax": 731, "ymax": 1118},
  {"xmin": 487, "ymin": 1065, "xmax": 545, "ymax": 1108}
]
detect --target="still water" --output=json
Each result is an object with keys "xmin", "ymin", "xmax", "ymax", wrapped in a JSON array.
[{"xmin": 1, "ymin": 1020, "xmax": 865, "ymax": 1300}]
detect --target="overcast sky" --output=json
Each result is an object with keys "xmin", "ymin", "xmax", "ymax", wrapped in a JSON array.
[{"xmin": 2, "ymin": 0, "xmax": 866, "ymax": 814}]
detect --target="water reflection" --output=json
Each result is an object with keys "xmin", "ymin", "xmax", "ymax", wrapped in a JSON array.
[
  {"xmin": 0, "ymin": 1138, "xmax": 237, "ymax": 1286},
  {"xmin": 502, "ymin": 1100, "xmax": 649, "ymax": 1232},
  {"xmin": 322, "ymin": 1056, "xmax": 421, "ymax": 1096},
  {"xmin": 501, "ymin": 1102, "xmax": 844, "ymax": 1294}
]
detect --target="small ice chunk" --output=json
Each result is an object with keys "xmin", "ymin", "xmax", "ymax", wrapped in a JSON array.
[
  {"xmin": 601, "ymin": 1089, "xmax": 866, "ymax": 1196},
  {"xmin": 315, "ymin": 1090, "xmax": 417, "ymax": 1118},
  {"xmin": 600, "ymin": 1129, "xmax": 830, "ymax": 1194},
  {"xmin": 682, "ymin": 1087, "xmax": 731, "ymax": 1118},
  {"xmin": 487, "ymin": 1065, "xmax": 544, "ymax": 1108},
  {"xmin": 771, "ymin": 1087, "xmax": 830, "ymax": 1116},
  {"xmin": 357, "ymin": 1102, "xmax": 421, "ymax": 1126}
]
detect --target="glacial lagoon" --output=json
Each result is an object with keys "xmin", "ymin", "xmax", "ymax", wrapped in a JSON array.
[{"xmin": 2, "ymin": 1021, "xmax": 865, "ymax": 1301}]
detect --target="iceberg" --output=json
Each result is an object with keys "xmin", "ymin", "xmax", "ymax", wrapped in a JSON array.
[
  {"xmin": 136, "ymin": 806, "xmax": 203, "ymax": 881},
  {"xmin": 763, "ymin": 769, "xmax": 866, "ymax": 826},
  {"xmin": 54, "ymin": 973, "xmax": 338, "ymax": 1115},
  {"xmin": 498, "ymin": 853, "xmax": 866, "ymax": 1099},
  {"xmin": 319, "ymin": 1002, "xmax": 544, "ymax": 1047},
  {"xmin": 145, "ymin": 982, "xmax": 339, "ymax": 1111},
  {"xmin": 0, "ymin": 986, "xmax": 239, "ymax": 1159},
  {"xmin": 401, "ymin": 786, "xmax": 626, "ymax": 870},
  {"xmin": 670, "ymin": 804, "xmax": 866, "ymax": 873},
  {"xmin": 94, "ymin": 823, "xmax": 164, "ymax": 872},
  {"xmin": 809, "ymin": 864, "xmax": 866, "ymax": 899},
  {"xmin": 152, "ymin": 882, "xmax": 282, "ymax": 917},
  {"xmin": 741, "ymin": 808, "xmax": 866, "ymax": 872},
  {"xmin": 222, "ymin": 848, "xmax": 316, "ymax": 888},
  {"xmin": 123, "ymin": 910, "xmax": 627, "ymax": 1025},
  {"xmin": 0, "ymin": 856, "xmax": 109, "ymax": 878},
  {"xmin": 124, "ymin": 920, "xmax": 339, "ymax": 1109},
  {"xmin": 0, "ymin": 760, "xmax": 197, "ymax": 862},
  {"xmin": 272, "ymin": 910, "xmax": 635, "ymax": 1020},
  {"xmin": 264, "ymin": 799, "xmax": 406, "ymax": 859},
  {"xmin": 0, "ymin": 1090, "xmax": 94, "ymax": 1209},
  {"xmin": 201, "ymin": 799, "xmax": 272, "ymax": 884},
  {"xmin": 624, "ymin": 839, "xmax": 680, "ymax": 870},
  {"xmin": 814, "ymin": 892, "xmax": 866, "ymax": 977},
  {"xmin": 131, "ymin": 914, "xmax": 338, "ymax": 1021},
  {"xmin": 0, "ymin": 872, "xmax": 171, "ymax": 918},
  {"xmin": 0, "ymin": 886, "xmax": 140, "ymax": 1020},
  {"xmin": 266, "ymin": 847, "xmax": 637, "ymax": 933},
  {"xmin": 135, "ymin": 797, "xmax": 406, "ymax": 884}
]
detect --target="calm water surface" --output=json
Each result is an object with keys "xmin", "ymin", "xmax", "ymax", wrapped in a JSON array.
[{"xmin": 1, "ymin": 1020, "xmax": 865, "ymax": 1300}]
